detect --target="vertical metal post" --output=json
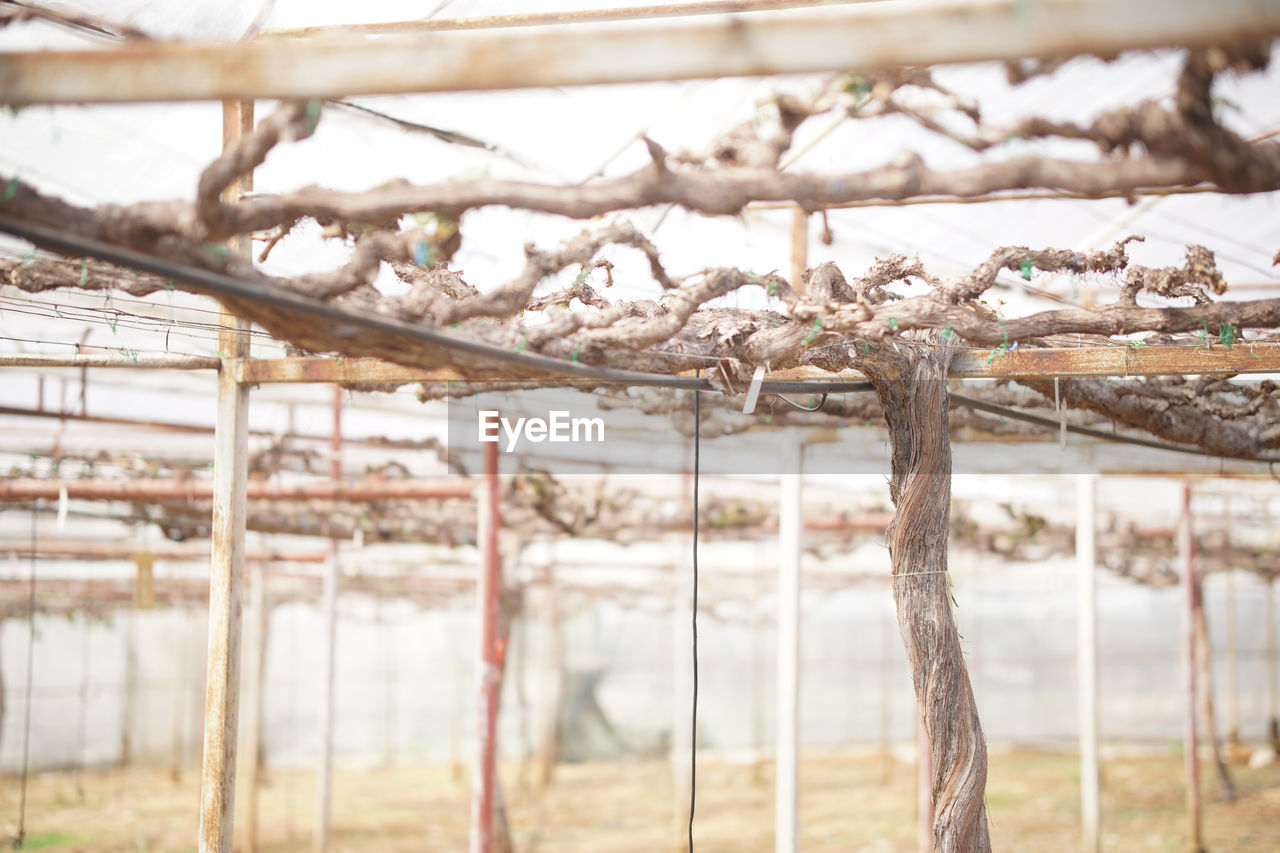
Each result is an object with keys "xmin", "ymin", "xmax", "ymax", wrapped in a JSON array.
[
  {"xmin": 1267, "ymin": 578, "xmax": 1279, "ymax": 753},
  {"xmin": 1180, "ymin": 483, "xmax": 1204, "ymax": 853},
  {"xmin": 672, "ymin": 455, "xmax": 695, "ymax": 851},
  {"xmin": 790, "ymin": 205, "xmax": 808, "ymax": 293},
  {"xmin": 916, "ymin": 713, "xmax": 933, "ymax": 853},
  {"xmin": 313, "ymin": 552, "xmax": 340, "ymax": 853},
  {"xmin": 314, "ymin": 386, "xmax": 343, "ymax": 853},
  {"xmin": 1076, "ymin": 474, "xmax": 1100, "ymax": 853},
  {"xmin": 240, "ymin": 560, "xmax": 267, "ymax": 853},
  {"xmin": 775, "ymin": 436, "xmax": 802, "ymax": 853},
  {"xmin": 198, "ymin": 98, "xmax": 253, "ymax": 853},
  {"xmin": 470, "ymin": 440, "xmax": 501, "ymax": 853},
  {"xmin": 1224, "ymin": 569, "xmax": 1240, "ymax": 748},
  {"xmin": 120, "ymin": 612, "xmax": 137, "ymax": 767}
]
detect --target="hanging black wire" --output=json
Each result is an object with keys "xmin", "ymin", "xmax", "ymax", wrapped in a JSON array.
[{"xmin": 689, "ymin": 378, "xmax": 701, "ymax": 851}]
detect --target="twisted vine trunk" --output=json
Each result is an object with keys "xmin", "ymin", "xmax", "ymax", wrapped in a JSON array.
[{"xmin": 862, "ymin": 340, "xmax": 991, "ymax": 852}]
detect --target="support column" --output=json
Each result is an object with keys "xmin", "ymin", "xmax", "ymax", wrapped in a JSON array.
[
  {"xmin": 1076, "ymin": 474, "xmax": 1100, "ymax": 853},
  {"xmin": 1179, "ymin": 484, "xmax": 1205, "ymax": 853},
  {"xmin": 197, "ymin": 98, "xmax": 253, "ymax": 853},
  {"xmin": 120, "ymin": 612, "xmax": 137, "ymax": 767},
  {"xmin": 313, "ymin": 386, "xmax": 344, "ymax": 853},
  {"xmin": 313, "ymin": 551, "xmax": 340, "ymax": 853},
  {"xmin": 1268, "ymin": 578, "xmax": 1279, "ymax": 753},
  {"xmin": 470, "ymin": 441, "xmax": 501, "ymax": 853},
  {"xmin": 776, "ymin": 436, "xmax": 802, "ymax": 853},
  {"xmin": 1224, "ymin": 569, "xmax": 1240, "ymax": 749},
  {"xmin": 312, "ymin": 384, "xmax": 343, "ymax": 850},
  {"xmin": 240, "ymin": 562, "xmax": 268, "ymax": 853}
]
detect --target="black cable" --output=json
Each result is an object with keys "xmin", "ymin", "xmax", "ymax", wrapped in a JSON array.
[
  {"xmin": 689, "ymin": 376, "xmax": 701, "ymax": 852},
  {"xmin": 15, "ymin": 502, "xmax": 38, "ymax": 850}
]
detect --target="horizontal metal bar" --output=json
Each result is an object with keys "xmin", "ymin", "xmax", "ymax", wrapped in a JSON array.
[
  {"xmin": 3, "ymin": 0, "xmax": 1277, "ymax": 104},
  {"xmin": 236, "ymin": 342, "xmax": 1280, "ymax": 386},
  {"xmin": 7, "ymin": 342, "xmax": 1277, "ymax": 387},
  {"xmin": 949, "ymin": 341, "xmax": 1280, "ymax": 379},
  {"xmin": 0, "ymin": 352, "xmax": 221, "ymax": 369},
  {"xmin": 7, "ymin": 542, "xmax": 327, "ymax": 562},
  {"xmin": 0, "ymin": 477, "xmax": 474, "ymax": 502},
  {"xmin": 260, "ymin": 0, "xmax": 866, "ymax": 38}
]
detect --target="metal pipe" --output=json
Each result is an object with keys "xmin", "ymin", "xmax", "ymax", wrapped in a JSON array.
[
  {"xmin": 0, "ymin": 477, "xmax": 473, "ymax": 502},
  {"xmin": 1180, "ymin": 483, "xmax": 1205, "ymax": 853},
  {"xmin": 197, "ymin": 98, "xmax": 254, "ymax": 853},
  {"xmin": 775, "ymin": 436, "xmax": 802, "ymax": 853},
  {"xmin": 470, "ymin": 440, "xmax": 501, "ymax": 853},
  {"xmin": 312, "ymin": 550, "xmax": 340, "ymax": 853},
  {"xmin": 0, "ymin": 353, "xmax": 220, "ymax": 370},
  {"xmin": 1076, "ymin": 474, "xmax": 1100, "ymax": 853},
  {"xmin": 261, "ymin": 0, "xmax": 875, "ymax": 38},
  {"xmin": 4, "ymin": 0, "xmax": 1278, "ymax": 104}
]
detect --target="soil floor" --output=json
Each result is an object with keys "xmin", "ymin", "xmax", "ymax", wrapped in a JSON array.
[{"xmin": 1, "ymin": 747, "xmax": 1277, "ymax": 851}]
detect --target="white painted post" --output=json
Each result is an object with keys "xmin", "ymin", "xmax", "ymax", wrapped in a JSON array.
[
  {"xmin": 1224, "ymin": 569, "xmax": 1240, "ymax": 748},
  {"xmin": 1267, "ymin": 578, "xmax": 1278, "ymax": 753},
  {"xmin": 1180, "ymin": 484, "xmax": 1204, "ymax": 853},
  {"xmin": 776, "ymin": 436, "xmax": 802, "ymax": 853},
  {"xmin": 1076, "ymin": 474, "xmax": 1100, "ymax": 853},
  {"xmin": 672, "ymin": 537, "xmax": 693, "ymax": 851},
  {"xmin": 240, "ymin": 562, "xmax": 268, "ymax": 853},
  {"xmin": 313, "ymin": 550, "xmax": 340, "ymax": 853},
  {"xmin": 470, "ymin": 441, "xmax": 501, "ymax": 853},
  {"xmin": 197, "ymin": 99, "xmax": 253, "ymax": 853}
]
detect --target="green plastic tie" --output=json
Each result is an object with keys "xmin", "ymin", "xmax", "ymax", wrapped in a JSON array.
[
  {"xmin": 571, "ymin": 340, "xmax": 582, "ymax": 363},
  {"xmin": 304, "ymin": 99, "xmax": 323, "ymax": 136},
  {"xmin": 1019, "ymin": 257, "xmax": 1033, "ymax": 281},
  {"xmin": 514, "ymin": 329, "xmax": 528, "ymax": 353},
  {"xmin": 888, "ymin": 317, "xmax": 898, "ymax": 331},
  {"xmin": 801, "ymin": 316, "xmax": 822, "ymax": 346},
  {"xmin": 0, "ymin": 177, "xmax": 17, "ymax": 205}
]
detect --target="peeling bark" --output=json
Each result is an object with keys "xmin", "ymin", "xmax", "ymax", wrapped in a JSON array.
[{"xmin": 860, "ymin": 337, "xmax": 990, "ymax": 852}]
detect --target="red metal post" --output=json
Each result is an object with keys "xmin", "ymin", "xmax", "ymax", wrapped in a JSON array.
[
  {"xmin": 1180, "ymin": 483, "xmax": 1205, "ymax": 853},
  {"xmin": 471, "ymin": 440, "xmax": 501, "ymax": 853}
]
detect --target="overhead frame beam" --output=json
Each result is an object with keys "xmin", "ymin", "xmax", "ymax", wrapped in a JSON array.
[
  {"xmin": 6, "ymin": 343, "xmax": 1280, "ymax": 383},
  {"xmin": 3, "ymin": 0, "xmax": 1279, "ymax": 104},
  {"xmin": 230, "ymin": 344, "xmax": 1280, "ymax": 384}
]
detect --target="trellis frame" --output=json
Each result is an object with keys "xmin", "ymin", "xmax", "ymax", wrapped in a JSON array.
[{"xmin": 3, "ymin": 2, "xmax": 1280, "ymax": 852}]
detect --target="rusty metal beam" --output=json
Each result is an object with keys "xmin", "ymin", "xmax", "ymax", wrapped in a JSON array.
[
  {"xmin": 0, "ymin": 477, "xmax": 474, "ymax": 502},
  {"xmin": 260, "ymin": 0, "xmax": 869, "ymax": 38},
  {"xmin": 0, "ymin": 404, "xmax": 447, "ymax": 451},
  {"xmin": 198, "ymin": 99, "xmax": 255, "ymax": 853},
  {"xmin": 0, "ymin": 353, "xmax": 221, "ymax": 370},
  {"xmin": 3, "ymin": 542, "xmax": 326, "ymax": 562},
  {"xmin": 6, "ymin": 346, "xmax": 1278, "ymax": 389},
  {"xmin": 948, "ymin": 341, "xmax": 1280, "ymax": 379},
  {"xmin": 228, "ymin": 342, "xmax": 1280, "ymax": 387},
  {"xmin": 3, "ymin": 0, "xmax": 1278, "ymax": 104}
]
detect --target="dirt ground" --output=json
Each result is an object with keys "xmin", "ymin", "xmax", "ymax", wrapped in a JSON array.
[{"xmin": 1, "ymin": 747, "xmax": 1277, "ymax": 851}]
